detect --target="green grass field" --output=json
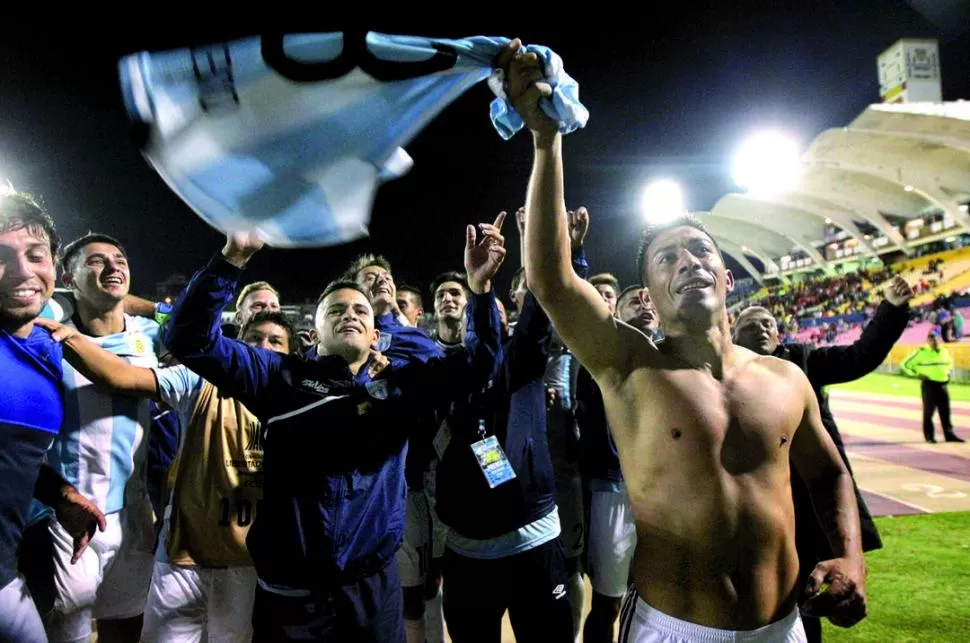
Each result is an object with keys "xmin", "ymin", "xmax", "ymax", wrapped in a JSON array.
[
  {"xmin": 822, "ymin": 372, "xmax": 970, "ymax": 641},
  {"xmin": 831, "ymin": 371, "xmax": 970, "ymax": 402},
  {"xmin": 820, "ymin": 512, "xmax": 970, "ymax": 642}
]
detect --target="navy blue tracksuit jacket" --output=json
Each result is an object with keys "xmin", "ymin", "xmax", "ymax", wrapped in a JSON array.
[
  {"xmin": 164, "ymin": 254, "xmax": 502, "ymax": 589},
  {"xmin": 436, "ymin": 290, "xmax": 557, "ymax": 540}
]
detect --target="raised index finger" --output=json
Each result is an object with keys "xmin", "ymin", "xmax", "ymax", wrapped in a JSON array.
[{"xmin": 493, "ymin": 211, "xmax": 507, "ymax": 230}]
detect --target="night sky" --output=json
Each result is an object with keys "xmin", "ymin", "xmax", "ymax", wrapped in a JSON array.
[{"xmin": 2, "ymin": 5, "xmax": 968, "ymax": 307}]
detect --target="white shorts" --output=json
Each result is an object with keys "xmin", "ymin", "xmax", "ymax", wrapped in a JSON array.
[
  {"xmin": 396, "ymin": 488, "xmax": 431, "ymax": 588},
  {"xmin": 619, "ymin": 591, "xmax": 807, "ymax": 643},
  {"xmin": 0, "ymin": 575, "xmax": 47, "ymax": 643},
  {"xmin": 587, "ymin": 481, "xmax": 637, "ymax": 598},
  {"xmin": 141, "ymin": 561, "xmax": 257, "ymax": 643},
  {"xmin": 45, "ymin": 498, "xmax": 155, "ymax": 642}
]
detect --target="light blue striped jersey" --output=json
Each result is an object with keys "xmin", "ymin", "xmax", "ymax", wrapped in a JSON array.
[
  {"xmin": 34, "ymin": 315, "xmax": 164, "ymax": 518},
  {"xmin": 118, "ymin": 32, "xmax": 588, "ymax": 248}
]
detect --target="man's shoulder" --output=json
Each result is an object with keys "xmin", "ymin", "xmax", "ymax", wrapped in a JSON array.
[
  {"xmin": 747, "ymin": 349, "xmax": 810, "ymax": 389},
  {"xmin": 589, "ymin": 328, "xmax": 661, "ymax": 392},
  {"xmin": 18, "ymin": 326, "xmax": 64, "ymax": 374}
]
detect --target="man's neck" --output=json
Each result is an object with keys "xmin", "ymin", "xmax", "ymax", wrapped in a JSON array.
[
  {"xmin": 316, "ymin": 344, "xmax": 369, "ymax": 376},
  {"xmin": 663, "ymin": 316, "xmax": 735, "ymax": 378},
  {"xmin": 347, "ymin": 355, "xmax": 369, "ymax": 376},
  {"xmin": 3, "ymin": 319, "xmax": 35, "ymax": 339},
  {"xmin": 75, "ymin": 298, "xmax": 125, "ymax": 337},
  {"xmin": 437, "ymin": 319, "xmax": 461, "ymax": 344}
]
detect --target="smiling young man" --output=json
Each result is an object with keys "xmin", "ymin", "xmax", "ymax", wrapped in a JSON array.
[
  {"xmin": 163, "ymin": 219, "xmax": 505, "ymax": 642},
  {"xmin": 233, "ymin": 281, "xmax": 281, "ymax": 327},
  {"xmin": 1, "ymin": 197, "xmax": 106, "ymax": 643},
  {"xmin": 503, "ymin": 41, "xmax": 867, "ymax": 642},
  {"xmin": 342, "ymin": 257, "xmax": 458, "ymax": 643},
  {"xmin": 22, "ymin": 232, "xmax": 164, "ymax": 643}
]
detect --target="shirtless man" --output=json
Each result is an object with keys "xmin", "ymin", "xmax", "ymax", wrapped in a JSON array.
[{"xmin": 501, "ymin": 42, "xmax": 866, "ymax": 641}]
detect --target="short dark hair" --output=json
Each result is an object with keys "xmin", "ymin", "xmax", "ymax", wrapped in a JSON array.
[
  {"xmin": 241, "ymin": 311, "xmax": 296, "ymax": 354},
  {"xmin": 430, "ymin": 271, "xmax": 469, "ymax": 298},
  {"xmin": 636, "ymin": 214, "xmax": 719, "ymax": 285},
  {"xmin": 397, "ymin": 285, "xmax": 424, "ymax": 307},
  {"xmin": 0, "ymin": 193, "xmax": 60, "ymax": 256},
  {"xmin": 511, "ymin": 266, "xmax": 527, "ymax": 292},
  {"xmin": 316, "ymin": 280, "xmax": 372, "ymax": 307},
  {"xmin": 61, "ymin": 232, "xmax": 128, "ymax": 273},
  {"xmin": 342, "ymin": 253, "xmax": 392, "ymax": 282}
]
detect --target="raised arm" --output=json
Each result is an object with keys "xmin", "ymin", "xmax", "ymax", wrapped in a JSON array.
[
  {"xmin": 505, "ymin": 46, "xmax": 634, "ymax": 382},
  {"xmin": 387, "ymin": 213, "xmax": 507, "ymax": 404},
  {"xmin": 806, "ymin": 276, "xmax": 912, "ymax": 386},
  {"xmin": 164, "ymin": 233, "xmax": 285, "ymax": 412},
  {"xmin": 508, "ymin": 291, "xmax": 552, "ymax": 387},
  {"xmin": 788, "ymin": 362, "xmax": 867, "ymax": 628}
]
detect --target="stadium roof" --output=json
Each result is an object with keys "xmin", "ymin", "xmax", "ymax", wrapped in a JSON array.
[{"xmin": 701, "ymin": 101, "xmax": 970, "ymax": 284}]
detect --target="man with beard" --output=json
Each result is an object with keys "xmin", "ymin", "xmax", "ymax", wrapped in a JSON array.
[{"xmin": 1, "ymin": 194, "xmax": 105, "ymax": 643}]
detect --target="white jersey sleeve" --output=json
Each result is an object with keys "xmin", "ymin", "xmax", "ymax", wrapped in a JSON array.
[{"xmin": 153, "ymin": 365, "xmax": 203, "ymax": 414}]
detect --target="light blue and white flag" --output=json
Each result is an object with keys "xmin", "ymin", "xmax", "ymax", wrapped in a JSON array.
[{"xmin": 119, "ymin": 32, "xmax": 588, "ymax": 247}]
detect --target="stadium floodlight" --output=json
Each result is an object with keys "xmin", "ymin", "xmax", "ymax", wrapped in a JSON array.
[
  {"xmin": 731, "ymin": 130, "xmax": 802, "ymax": 195},
  {"xmin": 641, "ymin": 179, "xmax": 686, "ymax": 224}
]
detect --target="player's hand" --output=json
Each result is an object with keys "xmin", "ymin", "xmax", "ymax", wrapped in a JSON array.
[
  {"xmin": 222, "ymin": 231, "xmax": 265, "ymax": 268},
  {"xmin": 546, "ymin": 387, "xmax": 558, "ymax": 410},
  {"xmin": 466, "ymin": 212, "xmax": 508, "ymax": 294},
  {"xmin": 54, "ymin": 487, "xmax": 107, "ymax": 565},
  {"xmin": 499, "ymin": 40, "xmax": 557, "ymax": 139},
  {"xmin": 884, "ymin": 276, "xmax": 914, "ymax": 307},
  {"xmin": 801, "ymin": 557, "xmax": 868, "ymax": 628},
  {"xmin": 367, "ymin": 350, "xmax": 390, "ymax": 378},
  {"xmin": 569, "ymin": 207, "xmax": 590, "ymax": 248},
  {"xmin": 34, "ymin": 317, "xmax": 80, "ymax": 343}
]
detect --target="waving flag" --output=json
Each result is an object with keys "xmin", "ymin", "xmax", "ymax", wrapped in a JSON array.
[{"xmin": 119, "ymin": 32, "xmax": 588, "ymax": 248}]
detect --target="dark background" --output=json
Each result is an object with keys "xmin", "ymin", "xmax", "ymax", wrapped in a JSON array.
[{"xmin": 1, "ymin": 3, "xmax": 967, "ymax": 305}]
